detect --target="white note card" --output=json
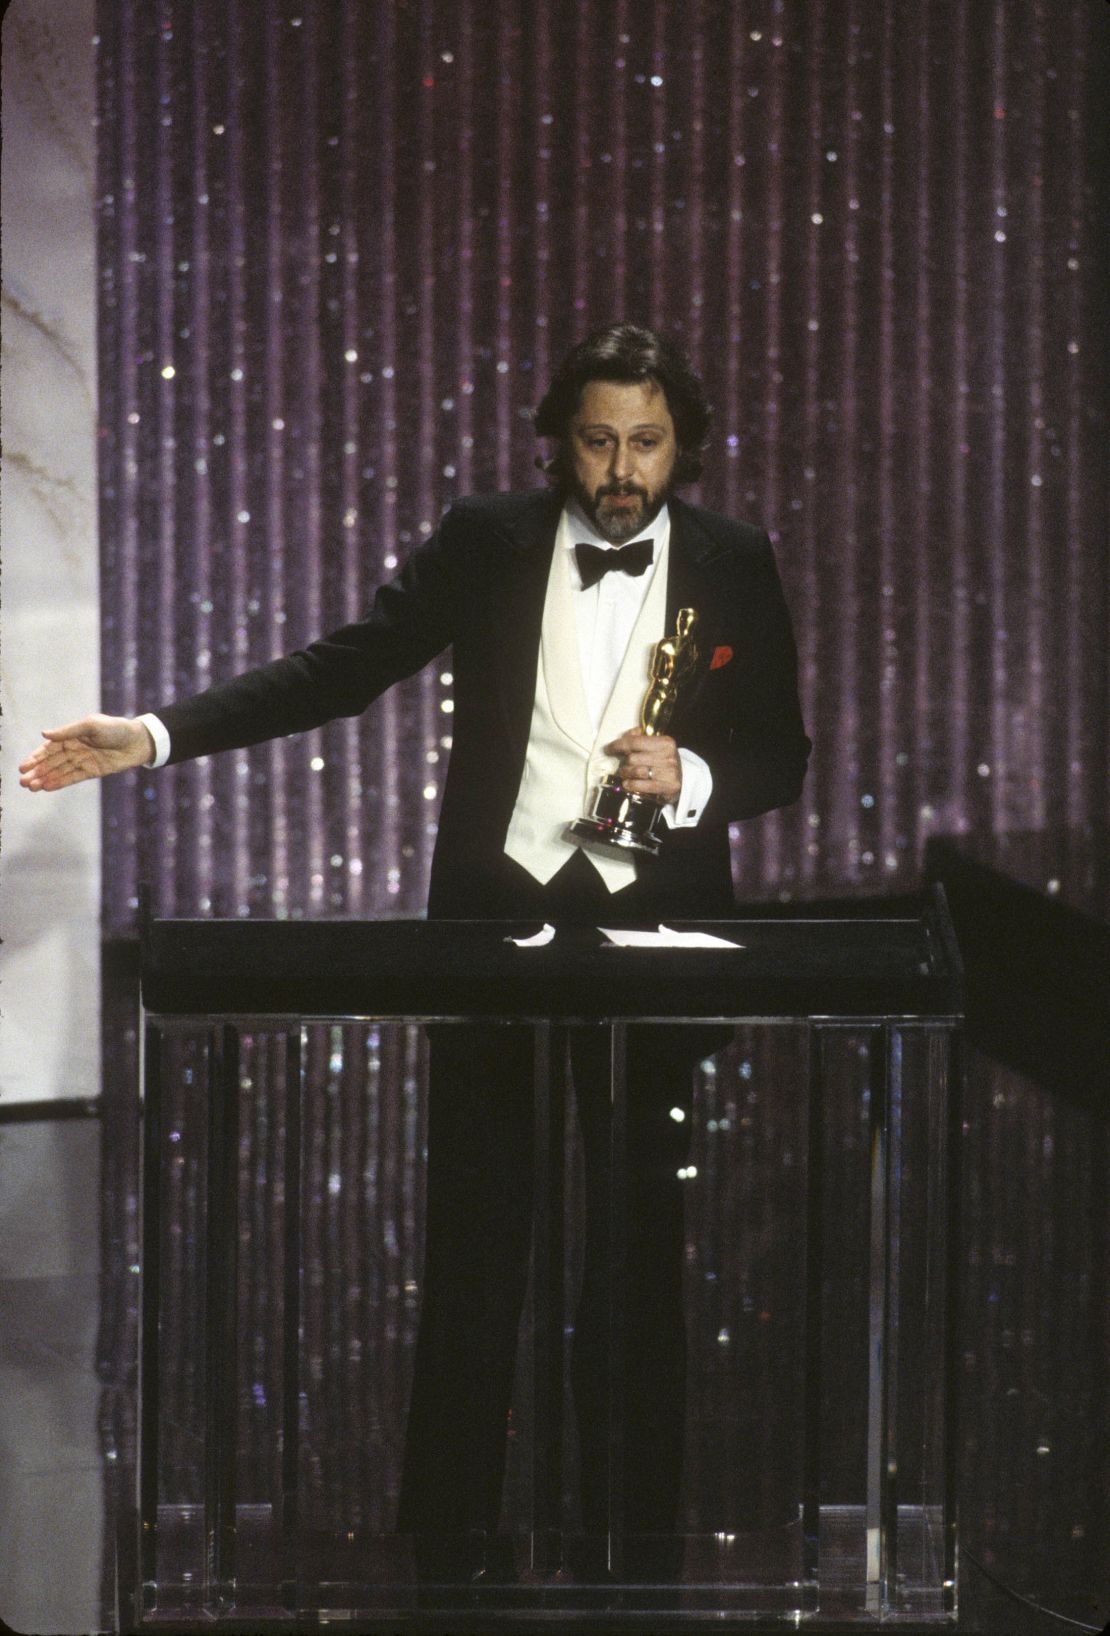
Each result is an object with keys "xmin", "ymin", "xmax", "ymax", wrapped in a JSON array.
[{"xmin": 599, "ymin": 925, "xmax": 744, "ymax": 950}]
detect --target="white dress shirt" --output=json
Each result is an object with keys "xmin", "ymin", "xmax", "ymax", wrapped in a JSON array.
[
  {"xmin": 561, "ymin": 497, "xmax": 712, "ymax": 828},
  {"xmin": 139, "ymin": 500, "xmax": 713, "ymax": 826}
]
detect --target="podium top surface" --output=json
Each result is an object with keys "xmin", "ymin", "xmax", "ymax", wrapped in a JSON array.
[{"xmin": 141, "ymin": 889, "xmax": 963, "ymax": 1022}]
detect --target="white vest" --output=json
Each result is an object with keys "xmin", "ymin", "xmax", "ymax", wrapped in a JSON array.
[{"xmin": 503, "ymin": 533, "xmax": 669, "ymax": 892}]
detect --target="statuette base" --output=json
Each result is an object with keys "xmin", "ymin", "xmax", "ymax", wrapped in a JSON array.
[{"xmin": 568, "ymin": 775, "xmax": 664, "ymax": 858}]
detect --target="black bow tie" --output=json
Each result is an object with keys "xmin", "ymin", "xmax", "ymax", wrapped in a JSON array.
[{"xmin": 575, "ymin": 539, "xmax": 654, "ymax": 590}]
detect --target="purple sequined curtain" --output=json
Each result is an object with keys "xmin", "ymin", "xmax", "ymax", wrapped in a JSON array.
[
  {"xmin": 96, "ymin": 0, "xmax": 1107, "ymax": 929},
  {"xmin": 93, "ymin": 6, "xmax": 1108, "ymax": 1601}
]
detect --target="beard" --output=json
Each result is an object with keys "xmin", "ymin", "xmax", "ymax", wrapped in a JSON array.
[{"xmin": 572, "ymin": 478, "xmax": 672, "ymax": 544}]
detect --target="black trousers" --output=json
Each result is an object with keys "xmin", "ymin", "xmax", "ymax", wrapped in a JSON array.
[{"xmin": 397, "ymin": 849, "xmax": 731, "ymax": 1544}]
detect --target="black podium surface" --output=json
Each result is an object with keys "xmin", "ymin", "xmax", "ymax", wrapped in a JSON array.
[
  {"xmin": 141, "ymin": 890, "xmax": 962, "ymax": 1021},
  {"xmin": 135, "ymin": 890, "xmax": 963, "ymax": 1629}
]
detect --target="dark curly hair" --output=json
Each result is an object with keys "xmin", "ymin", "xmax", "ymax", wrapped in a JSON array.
[{"xmin": 534, "ymin": 323, "xmax": 712, "ymax": 486}]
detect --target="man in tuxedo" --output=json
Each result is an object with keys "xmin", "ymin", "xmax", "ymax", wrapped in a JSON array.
[{"xmin": 22, "ymin": 323, "xmax": 810, "ymax": 1573}]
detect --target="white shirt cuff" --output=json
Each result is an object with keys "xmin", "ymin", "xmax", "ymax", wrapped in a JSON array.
[
  {"xmin": 137, "ymin": 712, "xmax": 171, "ymax": 769},
  {"xmin": 662, "ymin": 748, "xmax": 713, "ymax": 829}
]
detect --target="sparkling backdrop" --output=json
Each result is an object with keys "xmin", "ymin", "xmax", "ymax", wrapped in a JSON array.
[
  {"xmin": 96, "ymin": 0, "xmax": 1107, "ymax": 931},
  {"xmin": 92, "ymin": 3, "xmax": 1108, "ymax": 1615}
]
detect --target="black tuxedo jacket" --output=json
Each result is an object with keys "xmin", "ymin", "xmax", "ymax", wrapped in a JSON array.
[{"xmin": 157, "ymin": 489, "xmax": 811, "ymax": 917}]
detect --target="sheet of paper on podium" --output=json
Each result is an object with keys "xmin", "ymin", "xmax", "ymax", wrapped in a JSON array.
[
  {"xmin": 507, "ymin": 923, "xmax": 556, "ymax": 947},
  {"xmin": 599, "ymin": 925, "xmax": 745, "ymax": 949},
  {"xmin": 505, "ymin": 923, "xmax": 744, "ymax": 949}
]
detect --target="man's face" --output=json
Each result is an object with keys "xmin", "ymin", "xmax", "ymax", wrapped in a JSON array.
[{"xmin": 567, "ymin": 378, "xmax": 678, "ymax": 544}]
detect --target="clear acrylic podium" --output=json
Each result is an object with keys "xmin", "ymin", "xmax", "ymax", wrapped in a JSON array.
[{"xmin": 134, "ymin": 890, "xmax": 962, "ymax": 1627}]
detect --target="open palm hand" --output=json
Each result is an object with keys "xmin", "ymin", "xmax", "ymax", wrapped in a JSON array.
[{"xmin": 19, "ymin": 714, "xmax": 154, "ymax": 792}]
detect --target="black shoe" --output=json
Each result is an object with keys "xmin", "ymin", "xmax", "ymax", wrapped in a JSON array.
[
  {"xmin": 472, "ymin": 1532, "xmax": 519, "ymax": 1586},
  {"xmin": 411, "ymin": 1529, "xmax": 484, "ymax": 1598},
  {"xmin": 562, "ymin": 1533, "xmax": 616, "ymax": 1584}
]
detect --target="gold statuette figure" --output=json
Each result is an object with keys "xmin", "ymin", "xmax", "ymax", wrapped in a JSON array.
[
  {"xmin": 570, "ymin": 607, "xmax": 700, "ymax": 857},
  {"xmin": 640, "ymin": 605, "xmax": 699, "ymax": 737}
]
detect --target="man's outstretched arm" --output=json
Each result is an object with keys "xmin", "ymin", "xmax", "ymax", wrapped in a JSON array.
[
  {"xmin": 19, "ymin": 504, "xmax": 473, "ymax": 792},
  {"xmin": 19, "ymin": 714, "xmax": 156, "ymax": 792}
]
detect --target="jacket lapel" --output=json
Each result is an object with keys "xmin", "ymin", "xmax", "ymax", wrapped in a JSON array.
[
  {"xmin": 541, "ymin": 539, "xmax": 595, "ymax": 750},
  {"xmin": 482, "ymin": 490, "xmax": 564, "ymax": 752},
  {"xmin": 663, "ymin": 496, "xmax": 729, "ymax": 720}
]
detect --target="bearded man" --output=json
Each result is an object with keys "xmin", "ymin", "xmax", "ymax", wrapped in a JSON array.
[{"xmin": 22, "ymin": 323, "xmax": 810, "ymax": 1576}]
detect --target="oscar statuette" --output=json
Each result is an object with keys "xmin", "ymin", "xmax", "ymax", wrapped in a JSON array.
[{"xmin": 569, "ymin": 607, "xmax": 700, "ymax": 857}]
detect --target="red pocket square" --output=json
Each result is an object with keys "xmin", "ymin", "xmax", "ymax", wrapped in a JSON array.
[{"xmin": 710, "ymin": 645, "xmax": 734, "ymax": 670}]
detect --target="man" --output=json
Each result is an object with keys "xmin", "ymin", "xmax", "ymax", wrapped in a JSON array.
[{"xmin": 21, "ymin": 323, "xmax": 810, "ymax": 1574}]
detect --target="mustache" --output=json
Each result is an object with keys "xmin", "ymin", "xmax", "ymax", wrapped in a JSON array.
[{"xmin": 597, "ymin": 483, "xmax": 648, "ymax": 500}]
